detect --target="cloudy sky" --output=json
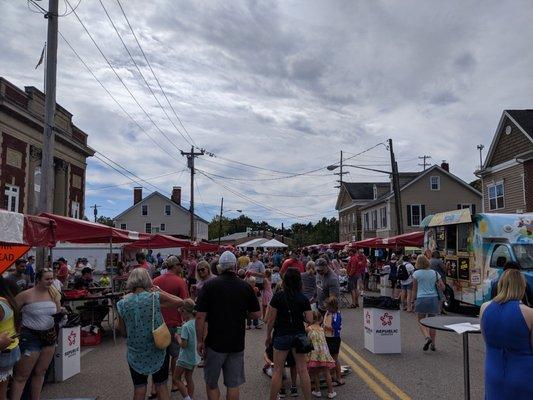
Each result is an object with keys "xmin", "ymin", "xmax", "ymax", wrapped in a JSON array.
[{"xmin": 1, "ymin": 0, "xmax": 532, "ymax": 226}]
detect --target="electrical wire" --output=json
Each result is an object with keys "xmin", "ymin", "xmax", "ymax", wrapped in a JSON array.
[
  {"xmin": 114, "ymin": 0, "xmax": 197, "ymax": 148},
  {"xmin": 64, "ymin": 1, "xmax": 186, "ymax": 157},
  {"xmin": 86, "ymin": 168, "xmax": 187, "ymax": 191},
  {"xmin": 98, "ymin": 0, "xmax": 193, "ymax": 151},
  {"xmin": 196, "ymin": 168, "xmax": 333, "ymax": 182},
  {"xmin": 93, "ymin": 154, "xmax": 157, "ymax": 194}
]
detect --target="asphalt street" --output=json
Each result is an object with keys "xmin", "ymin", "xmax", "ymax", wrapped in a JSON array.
[{"xmin": 43, "ymin": 305, "xmax": 484, "ymax": 400}]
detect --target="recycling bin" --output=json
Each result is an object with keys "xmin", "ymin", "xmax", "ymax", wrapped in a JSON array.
[
  {"xmin": 54, "ymin": 325, "xmax": 81, "ymax": 382},
  {"xmin": 363, "ymin": 296, "xmax": 401, "ymax": 354}
]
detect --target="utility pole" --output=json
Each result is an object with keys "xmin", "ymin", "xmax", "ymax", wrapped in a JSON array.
[
  {"xmin": 218, "ymin": 197, "xmax": 224, "ymax": 246},
  {"xmin": 477, "ymin": 144, "xmax": 485, "ymax": 170},
  {"xmin": 388, "ymin": 139, "xmax": 404, "ymax": 235},
  {"xmin": 181, "ymin": 146, "xmax": 204, "ymax": 241},
  {"xmin": 418, "ymin": 155, "xmax": 432, "ymax": 171},
  {"xmin": 90, "ymin": 204, "xmax": 101, "ymax": 222},
  {"xmin": 334, "ymin": 150, "xmax": 349, "ymax": 188},
  {"xmin": 38, "ymin": 0, "xmax": 59, "ymax": 215},
  {"xmin": 281, "ymin": 222, "xmax": 285, "ymax": 244}
]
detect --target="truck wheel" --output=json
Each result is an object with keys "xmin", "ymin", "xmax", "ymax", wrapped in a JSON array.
[{"xmin": 443, "ymin": 285, "xmax": 458, "ymax": 312}]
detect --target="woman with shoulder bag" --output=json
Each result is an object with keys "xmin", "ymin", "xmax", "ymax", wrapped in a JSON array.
[
  {"xmin": 11, "ymin": 268, "xmax": 62, "ymax": 399},
  {"xmin": 412, "ymin": 255, "xmax": 445, "ymax": 352},
  {"xmin": 116, "ymin": 268, "xmax": 184, "ymax": 400},
  {"xmin": 265, "ymin": 267, "xmax": 314, "ymax": 400}
]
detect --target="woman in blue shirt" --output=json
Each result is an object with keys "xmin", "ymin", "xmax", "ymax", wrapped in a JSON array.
[
  {"xmin": 412, "ymin": 255, "xmax": 444, "ymax": 352},
  {"xmin": 117, "ymin": 268, "xmax": 184, "ymax": 400}
]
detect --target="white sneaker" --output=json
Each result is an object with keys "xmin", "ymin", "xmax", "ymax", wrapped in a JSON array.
[
  {"xmin": 328, "ymin": 392, "xmax": 337, "ymax": 399},
  {"xmin": 312, "ymin": 391, "xmax": 322, "ymax": 398}
]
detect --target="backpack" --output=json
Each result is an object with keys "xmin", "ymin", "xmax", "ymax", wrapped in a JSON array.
[{"xmin": 397, "ymin": 263, "xmax": 409, "ymax": 281}]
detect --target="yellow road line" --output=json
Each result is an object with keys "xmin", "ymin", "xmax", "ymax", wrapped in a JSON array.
[
  {"xmin": 339, "ymin": 351, "xmax": 394, "ymax": 400},
  {"xmin": 341, "ymin": 342, "xmax": 412, "ymax": 400}
]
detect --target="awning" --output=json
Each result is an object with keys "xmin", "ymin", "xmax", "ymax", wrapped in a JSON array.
[
  {"xmin": 352, "ymin": 237, "xmax": 383, "ymax": 248},
  {"xmin": 124, "ymin": 234, "xmax": 192, "ymax": 249},
  {"xmin": 330, "ymin": 241, "xmax": 349, "ymax": 250},
  {"xmin": 261, "ymin": 239, "xmax": 288, "ymax": 248},
  {"xmin": 381, "ymin": 231, "xmax": 424, "ymax": 248},
  {"xmin": 40, "ymin": 213, "xmax": 146, "ymax": 244},
  {"xmin": 424, "ymin": 209, "xmax": 472, "ymax": 227},
  {"xmin": 0, "ymin": 210, "xmax": 56, "ymax": 247}
]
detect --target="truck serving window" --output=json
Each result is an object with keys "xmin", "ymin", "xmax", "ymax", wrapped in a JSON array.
[
  {"xmin": 446, "ymin": 226, "xmax": 457, "ymax": 253},
  {"xmin": 457, "ymin": 224, "xmax": 469, "ymax": 253},
  {"xmin": 513, "ymin": 244, "xmax": 533, "ymax": 269}
]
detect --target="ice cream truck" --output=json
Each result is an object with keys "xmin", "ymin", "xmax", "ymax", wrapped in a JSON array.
[{"xmin": 423, "ymin": 209, "xmax": 533, "ymax": 309}]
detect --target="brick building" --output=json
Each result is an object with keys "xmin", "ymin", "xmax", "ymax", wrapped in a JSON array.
[{"xmin": 0, "ymin": 77, "xmax": 94, "ymax": 217}]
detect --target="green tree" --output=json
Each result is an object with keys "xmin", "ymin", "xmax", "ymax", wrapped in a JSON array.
[{"xmin": 96, "ymin": 216, "xmax": 114, "ymax": 227}]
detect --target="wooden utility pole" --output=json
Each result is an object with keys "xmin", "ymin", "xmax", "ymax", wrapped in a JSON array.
[
  {"xmin": 218, "ymin": 197, "xmax": 224, "ymax": 246},
  {"xmin": 389, "ymin": 139, "xmax": 404, "ymax": 235},
  {"xmin": 90, "ymin": 204, "xmax": 101, "ymax": 222},
  {"xmin": 418, "ymin": 155, "xmax": 431, "ymax": 171},
  {"xmin": 38, "ymin": 0, "xmax": 59, "ymax": 215},
  {"xmin": 181, "ymin": 146, "xmax": 204, "ymax": 241},
  {"xmin": 334, "ymin": 150, "xmax": 349, "ymax": 188}
]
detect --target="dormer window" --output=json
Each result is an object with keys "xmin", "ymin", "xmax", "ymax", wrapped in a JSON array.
[{"xmin": 373, "ymin": 185, "xmax": 378, "ymax": 200}]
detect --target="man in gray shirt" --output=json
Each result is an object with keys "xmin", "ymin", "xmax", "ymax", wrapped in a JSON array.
[
  {"xmin": 247, "ymin": 252, "xmax": 265, "ymax": 290},
  {"xmin": 315, "ymin": 258, "xmax": 340, "ymax": 312},
  {"xmin": 301, "ymin": 261, "xmax": 317, "ymax": 308},
  {"xmin": 429, "ymin": 251, "xmax": 447, "ymax": 282}
]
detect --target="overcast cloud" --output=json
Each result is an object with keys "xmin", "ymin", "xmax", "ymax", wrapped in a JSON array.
[{"xmin": 1, "ymin": 0, "xmax": 532, "ymax": 226}]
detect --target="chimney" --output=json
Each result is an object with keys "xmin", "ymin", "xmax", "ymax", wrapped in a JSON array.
[
  {"xmin": 133, "ymin": 187, "xmax": 142, "ymax": 205},
  {"xmin": 171, "ymin": 186, "xmax": 181, "ymax": 205},
  {"xmin": 441, "ymin": 161, "xmax": 449, "ymax": 172}
]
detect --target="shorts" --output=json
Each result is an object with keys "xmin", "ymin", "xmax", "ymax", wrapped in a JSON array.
[
  {"xmin": 401, "ymin": 283, "xmax": 413, "ymax": 291},
  {"xmin": 167, "ymin": 327, "xmax": 180, "ymax": 358},
  {"xmin": 326, "ymin": 337, "xmax": 341, "ymax": 356},
  {"xmin": 0, "ymin": 346, "xmax": 20, "ymax": 382},
  {"xmin": 19, "ymin": 327, "xmax": 56, "ymax": 355},
  {"xmin": 273, "ymin": 334, "xmax": 300, "ymax": 351},
  {"xmin": 266, "ymin": 344, "xmax": 296, "ymax": 367},
  {"xmin": 204, "ymin": 347, "xmax": 245, "ymax": 389},
  {"xmin": 347, "ymin": 275, "xmax": 359, "ymax": 291},
  {"xmin": 129, "ymin": 352, "xmax": 169, "ymax": 388},
  {"xmin": 414, "ymin": 297, "xmax": 440, "ymax": 315},
  {"xmin": 177, "ymin": 360, "xmax": 196, "ymax": 370}
]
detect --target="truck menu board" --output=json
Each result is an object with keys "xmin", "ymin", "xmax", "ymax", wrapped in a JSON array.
[{"xmin": 458, "ymin": 257, "xmax": 470, "ymax": 281}]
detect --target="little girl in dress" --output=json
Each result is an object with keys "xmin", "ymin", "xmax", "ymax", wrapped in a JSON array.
[
  {"xmin": 307, "ymin": 311, "xmax": 337, "ymax": 398},
  {"xmin": 262, "ymin": 269, "xmax": 273, "ymax": 320}
]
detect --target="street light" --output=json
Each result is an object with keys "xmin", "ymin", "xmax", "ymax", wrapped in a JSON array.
[
  {"xmin": 327, "ymin": 164, "xmax": 392, "ymax": 175},
  {"xmin": 218, "ymin": 197, "xmax": 242, "ymax": 246}
]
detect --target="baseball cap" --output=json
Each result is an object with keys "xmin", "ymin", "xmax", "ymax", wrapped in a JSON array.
[{"xmin": 219, "ymin": 251, "xmax": 237, "ymax": 271}]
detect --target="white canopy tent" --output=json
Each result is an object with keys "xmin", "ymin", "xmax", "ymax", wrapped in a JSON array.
[
  {"xmin": 262, "ymin": 239, "xmax": 288, "ymax": 248},
  {"xmin": 237, "ymin": 238, "xmax": 270, "ymax": 249}
]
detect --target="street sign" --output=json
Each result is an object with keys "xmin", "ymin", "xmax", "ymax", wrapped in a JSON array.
[{"xmin": 0, "ymin": 245, "xmax": 30, "ymax": 274}]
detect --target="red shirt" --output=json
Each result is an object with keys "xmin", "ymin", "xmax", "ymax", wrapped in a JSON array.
[
  {"xmin": 153, "ymin": 273, "xmax": 189, "ymax": 327},
  {"xmin": 347, "ymin": 254, "xmax": 367, "ymax": 277},
  {"xmin": 280, "ymin": 258, "xmax": 305, "ymax": 275},
  {"xmin": 57, "ymin": 264, "xmax": 69, "ymax": 283}
]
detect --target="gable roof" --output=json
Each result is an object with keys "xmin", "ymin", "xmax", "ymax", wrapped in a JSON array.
[
  {"xmin": 113, "ymin": 191, "xmax": 209, "ymax": 224},
  {"xmin": 483, "ymin": 110, "xmax": 533, "ymax": 169},
  {"xmin": 360, "ymin": 165, "xmax": 481, "ymax": 210},
  {"xmin": 335, "ymin": 182, "xmax": 390, "ymax": 210}
]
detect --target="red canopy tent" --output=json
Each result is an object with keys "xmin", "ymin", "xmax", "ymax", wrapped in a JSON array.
[
  {"xmin": 352, "ymin": 237, "xmax": 383, "ymax": 248},
  {"xmin": 189, "ymin": 242, "xmax": 220, "ymax": 253},
  {"xmin": 380, "ymin": 231, "xmax": 424, "ymax": 248},
  {"xmin": 0, "ymin": 210, "xmax": 56, "ymax": 247},
  {"xmin": 124, "ymin": 234, "xmax": 192, "ymax": 250},
  {"xmin": 330, "ymin": 241, "xmax": 349, "ymax": 251},
  {"xmin": 39, "ymin": 213, "xmax": 148, "ymax": 244}
]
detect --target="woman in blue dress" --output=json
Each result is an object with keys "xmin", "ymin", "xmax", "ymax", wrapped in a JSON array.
[{"xmin": 480, "ymin": 269, "xmax": 533, "ymax": 400}]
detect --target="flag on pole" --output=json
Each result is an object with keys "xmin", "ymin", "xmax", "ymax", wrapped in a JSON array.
[{"xmin": 35, "ymin": 42, "xmax": 46, "ymax": 69}]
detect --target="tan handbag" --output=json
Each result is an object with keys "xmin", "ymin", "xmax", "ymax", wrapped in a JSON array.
[{"xmin": 152, "ymin": 293, "xmax": 171, "ymax": 349}]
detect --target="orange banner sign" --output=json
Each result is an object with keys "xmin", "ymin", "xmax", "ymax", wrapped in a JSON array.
[{"xmin": 0, "ymin": 245, "xmax": 30, "ymax": 274}]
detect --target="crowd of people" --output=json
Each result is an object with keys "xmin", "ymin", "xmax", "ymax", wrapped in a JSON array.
[{"xmin": 0, "ymin": 243, "xmax": 530, "ymax": 399}]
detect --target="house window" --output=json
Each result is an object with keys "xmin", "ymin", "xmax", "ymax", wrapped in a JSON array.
[
  {"xmin": 488, "ymin": 182, "xmax": 504, "ymax": 210},
  {"xmin": 4, "ymin": 184, "xmax": 19, "ymax": 212},
  {"xmin": 379, "ymin": 206, "xmax": 387, "ymax": 229},
  {"xmin": 371, "ymin": 210, "xmax": 378, "ymax": 229},
  {"xmin": 364, "ymin": 212, "xmax": 370, "ymax": 230},
  {"xmin": 164, "ymin": 205, "xmax": 171, "ymax": 216},
  {"xmin": 457, "ymin": 204, "xmax": 477, "ymax": 214},
  {"xmin": 160, "ymin": 223, "xmax": 166, "ymax": 232},
  {"xmin": 373, "ymin": 185, "xmax": 378, "ymax": 200},
  {"xmin": 141, "ymin": 204, "xmax": 148, "ymax": 215},
  {"xmin": 430, "ymin": 176, "xmax": 440, "ymax": 191},
  {"xmin": 407, "ymin": 204, "xmax": 426, "ymax": 226},
  {"xmin": 71, "ymin": 201, "xmax": 80, "ymax": 219},
  {"xmin": 120, "ymin": 223, "xmax": 127, "ymax": 230},
  {"xmin": 145, "ymin": 222, "xmax": 152, "ymax": 233}
]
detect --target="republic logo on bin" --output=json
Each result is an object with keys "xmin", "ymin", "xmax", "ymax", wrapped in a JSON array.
[
  {"xmin": 365, "ymin": 311, "xmax": 371, "ymax": 325},
  {"xmin": 380, "ymin": 312, "xmax": 393, "ymax": 326},
  {"xmin": 68, "ymin": 330, "xmax": 77, "ymax": 346}
]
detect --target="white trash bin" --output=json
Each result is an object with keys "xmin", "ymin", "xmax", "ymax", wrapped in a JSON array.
[
  {"xmin": 363, "ymin": 304, "xmax": 401, "ymax": 354},
  {"xmin": 54, "ymin": 326, "xmax": 81, "ymax": 382},
  {"xmin": 379, "ymin": 274, "xmax": 392, "ymax": 297}
]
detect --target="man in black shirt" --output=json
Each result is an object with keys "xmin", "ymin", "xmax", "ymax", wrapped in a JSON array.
[{"xmin": 196, "ymin": 251, "xmax": 261, "ymax": 400}]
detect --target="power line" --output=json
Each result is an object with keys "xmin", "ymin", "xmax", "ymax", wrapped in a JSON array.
[
  {"xmin": 58, "ymin": 32, "xmax": 183, "ymax": 163},
  {"xmin": 114, "ymin": 0, "xmax": 197, "ymax": 147},
  {"xmin": 86, "ymin": 168, "xmax": 187, "ymax": 191},
  {"xmin": 98, "ymin": 0, "xmax": 193, "ymax": 151},
  {"xmin": 196, "ymin": 168, "xmax": 333, "ymax": 182},
  {"xmin": 65, "ymin": 1, "xmax": 186, "ymax": 156},
  {"xmin": 418, "ymin": 155, "xmax": 432, "ymax": 171}
]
